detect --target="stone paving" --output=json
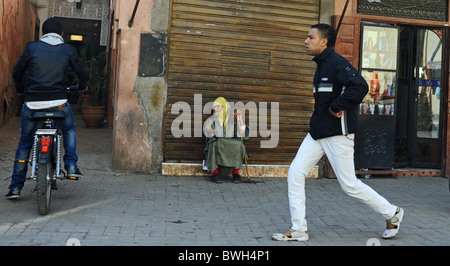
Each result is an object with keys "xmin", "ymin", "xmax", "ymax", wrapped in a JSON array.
[{"xmin": 0, "ymin": 116, "xmax": 449, "ymax": 246}]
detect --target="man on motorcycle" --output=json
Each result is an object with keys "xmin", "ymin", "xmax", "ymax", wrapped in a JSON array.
[{"xmin": 5, "ymin": 18, "xmax": 90, "ymax": 199}]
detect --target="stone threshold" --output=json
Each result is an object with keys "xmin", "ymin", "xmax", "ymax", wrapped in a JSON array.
[{"xmin": 162, "ymin": 162, "xmax": 318, "ymax": 178}]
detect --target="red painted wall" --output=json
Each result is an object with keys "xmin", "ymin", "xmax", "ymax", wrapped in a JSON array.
[{"xmin": 0, "ymin": 0, "xmax": 38, "ymax": 128}]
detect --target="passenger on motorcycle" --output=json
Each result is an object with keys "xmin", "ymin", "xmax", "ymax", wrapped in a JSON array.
[{"xmin": 5, "ymin": 18, "xmax": 90, "ymax": 199}]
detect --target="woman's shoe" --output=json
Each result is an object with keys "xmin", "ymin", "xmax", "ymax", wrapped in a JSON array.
[
  {"xmin": 232, "ymin": 173, "xmax": 241, "ymax": 183},
  {"xmin": 210, "ymin": 173, "xmax": 222, "ymax": 183}
]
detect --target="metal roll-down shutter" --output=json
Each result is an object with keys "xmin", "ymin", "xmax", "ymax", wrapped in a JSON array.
[{"xmin": 165, "ymin": 0, "xmax": 319, "ymax": 164}]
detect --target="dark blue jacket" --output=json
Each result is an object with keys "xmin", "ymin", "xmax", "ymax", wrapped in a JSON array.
[
  {"xmin": 12, "ymin": 41, "xmax": 90, "ymax": 102},
  {"xmin": 309, "ymin": 47, "xmax": 368, "ymax": 140}
]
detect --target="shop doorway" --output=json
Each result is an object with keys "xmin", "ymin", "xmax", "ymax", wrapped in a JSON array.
[
  {"xmin": 55, "ymin": 17, "xmax": 102, "ymax": 49},
  {"xmin": 395, "ymin": 26, "xmax": 445, "ymax": 168}
]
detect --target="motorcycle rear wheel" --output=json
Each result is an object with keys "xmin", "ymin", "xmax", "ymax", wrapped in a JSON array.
[{"xmin": 36, "ymin": 163, "xmax": 52, "ymax": 215}]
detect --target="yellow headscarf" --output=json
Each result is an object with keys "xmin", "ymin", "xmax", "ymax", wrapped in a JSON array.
[{"xmin": 213, "ymin": 97, "xmax": 228, "ymax": 128}]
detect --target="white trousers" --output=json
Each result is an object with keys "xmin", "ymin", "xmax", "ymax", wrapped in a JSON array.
[{"xmin": 288, "ymin": 133, "xmax": 397, "ymax": 232}]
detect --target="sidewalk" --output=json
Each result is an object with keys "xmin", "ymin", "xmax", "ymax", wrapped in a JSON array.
[{"xmin": 0, "ymin": 115, "xmax": 449, "ymax": 246}]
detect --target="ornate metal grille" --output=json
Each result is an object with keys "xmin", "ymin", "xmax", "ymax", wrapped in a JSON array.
[{"xmin": 357, "ymin": 0, "xmax": 448, "ymax": 22}]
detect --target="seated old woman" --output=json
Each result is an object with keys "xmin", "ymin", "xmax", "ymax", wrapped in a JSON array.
[{"xmin": 203, "ymin": 97, "xmax": 250, "ymax": 183}]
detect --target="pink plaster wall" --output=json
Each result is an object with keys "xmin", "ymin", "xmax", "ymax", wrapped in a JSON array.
[{"xmin": 110, "ymin": 0, "xmax": 156, "ymax": 172}]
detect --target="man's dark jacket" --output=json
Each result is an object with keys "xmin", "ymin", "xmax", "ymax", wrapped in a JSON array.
[
  {"xmin": 309, "ymin": 47, "xmax": 368, "ymax": 140},
  {"xmin": 12, "ymin": 41, "xmax": 90, "ymax": 102}
]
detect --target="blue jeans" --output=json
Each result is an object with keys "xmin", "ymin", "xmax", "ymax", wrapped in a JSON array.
[{"xmin": 9, "ymin": 103, "xmax": 78, "ymax": 191}]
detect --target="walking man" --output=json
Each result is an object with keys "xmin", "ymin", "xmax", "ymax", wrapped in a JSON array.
[{"xmin": 272, "ymin": 24, "xmax": 403, "ymax": 241}]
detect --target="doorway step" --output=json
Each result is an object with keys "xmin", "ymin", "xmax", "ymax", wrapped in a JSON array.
[
  {"xmin": 161, "ymin": 162, "xmax": 319, "ymax": 178},
  {"xmin": 355, "ymin": 168, "xmax": 442, "ymax": 178}
]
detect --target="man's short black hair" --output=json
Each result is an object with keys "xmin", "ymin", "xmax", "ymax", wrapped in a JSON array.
[
  {"xmin": 311, "ymin": 23, "xmax": 336, "ymax": 48},
  {"xmin": 42, "ymin": 17, "xmax": 63, "ymax": 35}
]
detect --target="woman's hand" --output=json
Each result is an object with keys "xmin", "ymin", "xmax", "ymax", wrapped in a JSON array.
[{"xmin": 235, "ymin": 110, "xmax": 244, "ymax": 126}]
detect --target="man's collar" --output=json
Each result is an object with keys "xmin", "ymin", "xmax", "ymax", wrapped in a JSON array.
[
  {"xmin": 40, "ymin": 33, "xmax": 64, "ymax": 46},
  {"xmin": 312, "ymin": 47, "xmax": 333, "ymax": 63}
]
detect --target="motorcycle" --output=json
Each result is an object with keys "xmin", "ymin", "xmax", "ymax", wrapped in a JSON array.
[{"xmin": 28, "ymin": 86, "xmax": 82, "ymax": 215}]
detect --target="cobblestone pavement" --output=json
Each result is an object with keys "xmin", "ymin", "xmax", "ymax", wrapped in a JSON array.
[{"xmin": 1, "ymin": 116, "xmax": 449, "ymax": 246}]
